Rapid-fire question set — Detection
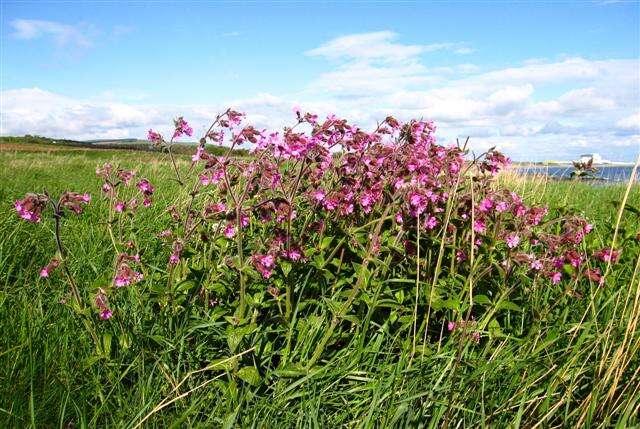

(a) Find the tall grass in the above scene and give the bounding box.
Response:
[1,149,639,428]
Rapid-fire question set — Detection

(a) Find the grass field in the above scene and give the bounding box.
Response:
[0,143,639,428]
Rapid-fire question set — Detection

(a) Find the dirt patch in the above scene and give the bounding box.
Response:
[0,143,91,153]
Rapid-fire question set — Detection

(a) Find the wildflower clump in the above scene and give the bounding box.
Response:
[14,108,623,370]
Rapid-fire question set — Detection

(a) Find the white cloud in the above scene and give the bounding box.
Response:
[1,31,638,161]
[305,31,471,63]
[10,19,94,48]
[616,113,640,132]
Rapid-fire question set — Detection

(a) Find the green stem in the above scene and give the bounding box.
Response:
[167,145,184,186]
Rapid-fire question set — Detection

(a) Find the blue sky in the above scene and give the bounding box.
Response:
[1,0,639,161]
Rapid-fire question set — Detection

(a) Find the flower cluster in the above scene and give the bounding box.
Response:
[14,107,624,332]
[97,163,156,213]
[154,108,616,299]
[448,318,481,343]
[14,191,90,222]
[172,116,193,139]
[114,253,143,287]
[14,193,48,223]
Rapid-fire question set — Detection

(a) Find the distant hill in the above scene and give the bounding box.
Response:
[84,138,142,143]
[0,135,249,156]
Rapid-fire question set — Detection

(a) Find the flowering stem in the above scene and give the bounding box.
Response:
[283,157,309,320]
[107,195,119,253]
[47,198,83,309]
[167,144,184,186]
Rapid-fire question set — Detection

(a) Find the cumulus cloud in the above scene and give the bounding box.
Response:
[1,30,638,161]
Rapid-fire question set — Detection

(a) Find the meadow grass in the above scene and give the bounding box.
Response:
[0,147,639,428]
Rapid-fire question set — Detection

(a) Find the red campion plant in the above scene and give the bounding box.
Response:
[15,108,621,365]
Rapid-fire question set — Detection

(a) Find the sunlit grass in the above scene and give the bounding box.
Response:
[1,148,638,427]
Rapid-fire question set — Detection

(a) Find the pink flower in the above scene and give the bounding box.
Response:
[199,173,212,186]
[447,321,457,331]
[147,129,163,144]
[224,223,236,238]
[312,189,326,203]
[506,234,520,249]
[253,254,275,278]
[239,214,250,228]
[478,198,493,212]
[206,203,227,215]
[565,250,582,267]
[553,257,564,269]
[284,248,302,261]
[136,179,155,196]
[514,205,527,217]
[473,220,486,233]
[102,183,113,193]
[94,288,112,320]
[550,272,562,285]
[117,169,135,185]
[114,264,143,287]
[172,117,193,139]
[192,145,205,162]
[143,198,152,207]
[594,248,621,263]
[323,198,338,211]
[395,212,404,224]
[339,203,354,216]
[115,202,125,213]
[424,216,438,230]
[40,259,60,278]
[158,229,172,238]
[409,193,424,208]
[128,198,139,211]
[511,192,523,205]
[58,191,91,215]
[15,195,47,223]
[495,201,509,212]
[358,190,377,211]
[528,207,547,226]
[584,268,603,285]
[530,259,543,270]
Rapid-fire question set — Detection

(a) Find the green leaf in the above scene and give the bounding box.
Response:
[320,236,334,250]
[227,330,244,353]
[175,279,197,293]
[473,294,492,305]
[488,319,503,337]
[237,366,261,386]
[497,300,522,312]
[440,298,461,311]
[280,260,292,277]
